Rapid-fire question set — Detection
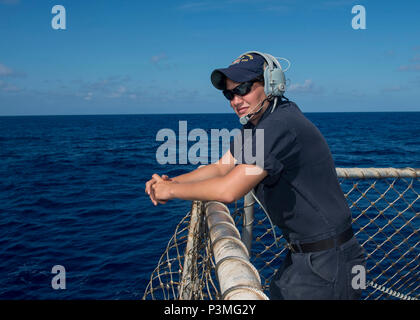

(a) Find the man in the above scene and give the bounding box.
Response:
[145,52,366,300]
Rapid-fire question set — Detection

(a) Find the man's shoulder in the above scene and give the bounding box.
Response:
[260,99,301,125]
[276,99,300,113]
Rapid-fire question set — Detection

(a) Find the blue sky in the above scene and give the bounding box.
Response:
[0,0,419,115]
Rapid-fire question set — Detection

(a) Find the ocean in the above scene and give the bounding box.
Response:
[0,111,419,299]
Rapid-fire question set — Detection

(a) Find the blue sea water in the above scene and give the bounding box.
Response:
[0,112,419,299]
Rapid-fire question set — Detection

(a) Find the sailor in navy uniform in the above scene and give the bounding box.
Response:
[146,52,366,299]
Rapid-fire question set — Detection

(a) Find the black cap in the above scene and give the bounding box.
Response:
[211,53,265,90]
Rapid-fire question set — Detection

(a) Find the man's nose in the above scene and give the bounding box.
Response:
[231,94,243,107]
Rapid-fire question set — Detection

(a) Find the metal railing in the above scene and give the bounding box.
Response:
[143,167,419,300]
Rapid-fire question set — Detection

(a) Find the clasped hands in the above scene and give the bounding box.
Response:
[145,174,178,206]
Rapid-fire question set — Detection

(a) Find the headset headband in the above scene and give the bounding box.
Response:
[239,51,282,71]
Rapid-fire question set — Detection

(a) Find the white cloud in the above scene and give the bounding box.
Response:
[411,54,420,62]
[108,85,127,98]
[0,80,20,92]
[150,53,178,70]
[0,62,26,77]
[0,63,13,76]
[84,92,93,101]
[381,85,408,93]
[398,64,420,72]
[74,76,146,101]
[288,79,323,94]
[151,53,167,65]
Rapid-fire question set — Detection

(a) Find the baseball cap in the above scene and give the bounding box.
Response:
[211,53,265,90]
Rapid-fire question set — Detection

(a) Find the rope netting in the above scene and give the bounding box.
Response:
[143,168,419,300]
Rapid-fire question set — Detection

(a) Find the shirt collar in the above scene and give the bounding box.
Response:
[243,99,276,130]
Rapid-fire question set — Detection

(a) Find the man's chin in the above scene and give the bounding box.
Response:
[237,109,249,117]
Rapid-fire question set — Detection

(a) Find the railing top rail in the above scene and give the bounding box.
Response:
[336,167,419,179]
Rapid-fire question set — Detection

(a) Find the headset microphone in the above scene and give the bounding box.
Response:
[239,96,272,125]
[239,114,252,126]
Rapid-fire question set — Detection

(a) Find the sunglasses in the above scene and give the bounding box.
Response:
[222,80,256,101]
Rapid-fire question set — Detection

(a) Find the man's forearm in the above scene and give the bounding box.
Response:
[171,164,224,184]
[160,164,265,204]
[170,176,230,203]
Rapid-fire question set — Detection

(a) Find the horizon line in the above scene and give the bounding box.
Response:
[1,110,420,117]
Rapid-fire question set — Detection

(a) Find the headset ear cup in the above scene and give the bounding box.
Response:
[270,68,286,96]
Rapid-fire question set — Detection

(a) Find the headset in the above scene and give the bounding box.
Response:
[240,51,287,98]
[237,51,290,125]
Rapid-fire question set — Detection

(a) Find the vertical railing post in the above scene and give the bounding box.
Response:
[242,191,255,255]
[178,200,203,300]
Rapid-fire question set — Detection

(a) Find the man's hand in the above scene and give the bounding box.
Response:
[145,174,176,205]
[145,173,170,194]
[151,179,175,205]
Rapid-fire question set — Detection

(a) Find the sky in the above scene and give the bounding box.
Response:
[0,0,419,115]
